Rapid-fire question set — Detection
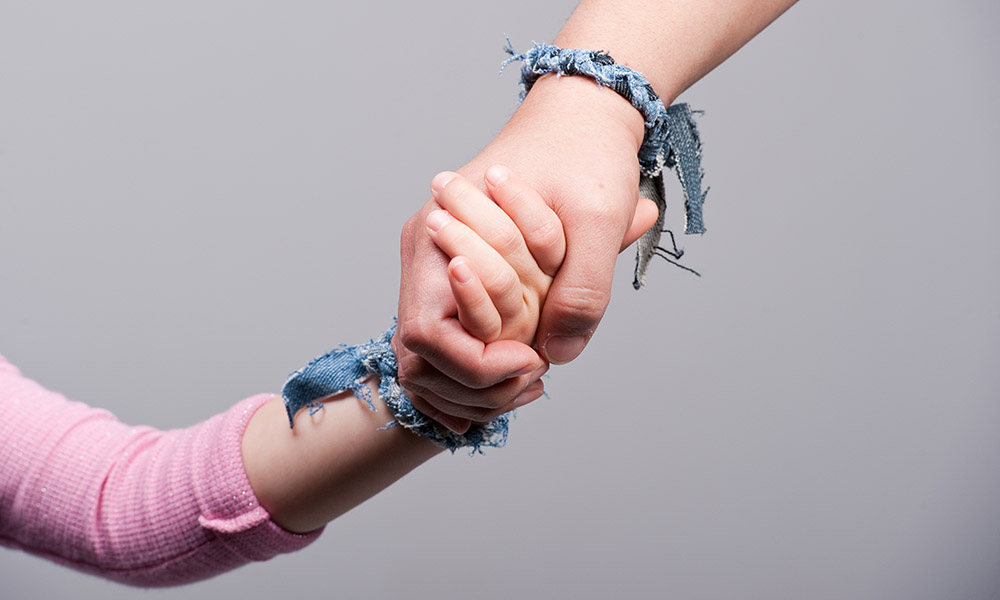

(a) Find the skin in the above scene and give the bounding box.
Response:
[393,0,799,426]
[242,169,561,532]
[242,0,799,534]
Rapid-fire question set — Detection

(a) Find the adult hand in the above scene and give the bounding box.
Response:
[394,74,659,430]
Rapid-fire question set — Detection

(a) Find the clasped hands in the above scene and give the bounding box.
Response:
[393,76,661,434]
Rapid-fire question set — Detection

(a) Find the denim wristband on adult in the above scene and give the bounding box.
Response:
[281,323,510,454]
[502,41,709,286]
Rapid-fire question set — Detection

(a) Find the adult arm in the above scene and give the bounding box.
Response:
[395,0,798,422]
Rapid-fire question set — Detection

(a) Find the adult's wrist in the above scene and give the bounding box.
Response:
[514,73,645,156]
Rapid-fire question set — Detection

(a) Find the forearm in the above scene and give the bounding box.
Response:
[392,1,800,425]
[555,0,798,105]
[0,358,319,587]
[241,376,442,534]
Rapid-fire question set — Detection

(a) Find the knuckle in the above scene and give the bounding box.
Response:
[545,284,609,330]
[396,313,437,357]
[449,179,481,207]
[481,266,520,299]
[395,353,431,391]
[526,219,563,253]
[493,225,524,258]
[502,185,535,213]
[577,198,620,222]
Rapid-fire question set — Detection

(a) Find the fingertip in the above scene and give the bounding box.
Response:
[449,257,474,285]
[540,333,589,365]
[484,164,510,187]
[637,196,658,222]
[512,362,539,377]
[620,197,660,251]
[437,414,472,435]
[430,171,458,195]
[426,209,452,233]
[512,380,545,409]
[479,339,547,379]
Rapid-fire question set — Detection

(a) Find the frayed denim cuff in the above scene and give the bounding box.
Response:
[502,41,708,286]
[281,324,509,454]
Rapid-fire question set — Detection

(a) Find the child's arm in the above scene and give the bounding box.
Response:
[241,168,563,533]
[241,377,441,533]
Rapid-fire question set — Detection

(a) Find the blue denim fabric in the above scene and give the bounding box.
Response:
[663,103,707,235]
[633,104,707,285]
[503,42,708,286]
[282,324,510,454]
[282,44,710,454]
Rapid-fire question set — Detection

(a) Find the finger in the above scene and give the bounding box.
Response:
[407,393,472,435]
[536,200,633,365]
[484,164,566,277]
[396,313,545,390]
[430,171,540,281]
[397,202,457,327]
[620,197,660,252]
[395,198,545,422]
[405,374,546,423]
[425,208,524,323]
[448,256,502,343]
[509,378,546,411]
[399,346,548,418]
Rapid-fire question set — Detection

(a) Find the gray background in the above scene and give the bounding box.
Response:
[1,1,998,598]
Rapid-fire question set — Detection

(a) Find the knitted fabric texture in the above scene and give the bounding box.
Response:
[282,324,509,454]
[0,355,320,587]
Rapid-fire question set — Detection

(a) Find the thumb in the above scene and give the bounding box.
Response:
[620,197,659,252]
[535,210,626,365]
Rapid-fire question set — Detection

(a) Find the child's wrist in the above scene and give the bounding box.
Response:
[281,323,514,454]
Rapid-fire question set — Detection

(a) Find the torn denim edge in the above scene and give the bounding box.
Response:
[501,41,708,287]
[281,323,510,455]
[635,173,667,290]
[665,104,708,236]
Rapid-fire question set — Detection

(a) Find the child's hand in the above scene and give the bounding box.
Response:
[424,165,565,346]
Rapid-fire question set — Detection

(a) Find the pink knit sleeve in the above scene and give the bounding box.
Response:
[0,354,322,587]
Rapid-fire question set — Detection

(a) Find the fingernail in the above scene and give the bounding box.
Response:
[484,165,509,187]
[512,362,540,377]
[430,171,458,196]
[527,365,548,381]
[450,259,474,285]
[513,384,544,408]
[542,335,587,365]
[437,414,471,435]
[426,209,451,233]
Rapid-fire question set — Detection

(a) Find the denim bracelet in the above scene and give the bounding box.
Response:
[502,41,709,286]
[281,323,510,454]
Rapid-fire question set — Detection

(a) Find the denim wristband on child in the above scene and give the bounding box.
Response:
[502,41,709,286]
[281,323,510,454]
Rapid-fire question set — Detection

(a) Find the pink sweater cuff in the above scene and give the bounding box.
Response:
[0,355,322,587]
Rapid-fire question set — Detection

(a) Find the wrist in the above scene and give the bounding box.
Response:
[516,73,645,155]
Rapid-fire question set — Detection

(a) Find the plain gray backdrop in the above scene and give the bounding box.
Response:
[2,1,998,598]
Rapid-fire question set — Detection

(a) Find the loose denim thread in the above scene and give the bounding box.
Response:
[501,41,709,287]
[282,324,510,454]
[281,43,711,454]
